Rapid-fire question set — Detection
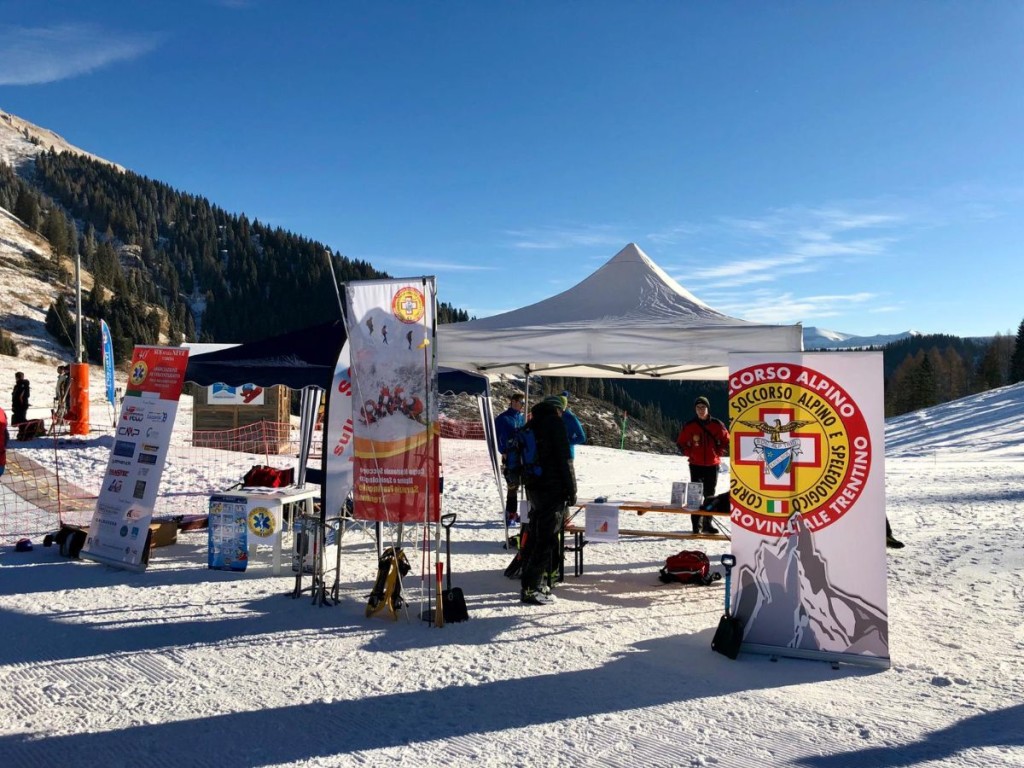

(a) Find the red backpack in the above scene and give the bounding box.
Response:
[242,465,295,488]
[658,550,720,586]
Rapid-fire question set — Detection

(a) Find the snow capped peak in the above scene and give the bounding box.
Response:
[0,107,122,172]
[803,326,918,349]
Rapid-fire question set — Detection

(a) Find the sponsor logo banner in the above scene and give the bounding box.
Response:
[82,346,189,571]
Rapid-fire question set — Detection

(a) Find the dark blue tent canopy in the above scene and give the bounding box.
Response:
[185,320,488,394]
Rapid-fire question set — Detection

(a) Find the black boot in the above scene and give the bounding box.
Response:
[885,518,905,549]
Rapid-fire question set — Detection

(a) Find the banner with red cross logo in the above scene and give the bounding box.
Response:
[727,352,889,667]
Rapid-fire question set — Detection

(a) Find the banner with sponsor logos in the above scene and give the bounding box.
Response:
[345,278,439,523]
[728,352,888,667]
[81,346,189,572]
[324,342,355,521]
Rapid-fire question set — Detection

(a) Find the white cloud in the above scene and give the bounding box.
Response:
[711,289,880,324]
[0,24,158,86]
[503,225,627,251]
[658,203,907,293]
[385,259,498,273]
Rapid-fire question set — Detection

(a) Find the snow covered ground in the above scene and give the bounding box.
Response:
[1,353,1023,767]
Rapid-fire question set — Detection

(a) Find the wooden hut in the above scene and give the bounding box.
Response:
[191,383,292,454]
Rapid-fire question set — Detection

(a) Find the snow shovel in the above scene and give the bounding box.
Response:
[711,554,743,659]
[440,513,469,623]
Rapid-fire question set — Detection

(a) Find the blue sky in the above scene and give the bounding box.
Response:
[1,1,1022,337]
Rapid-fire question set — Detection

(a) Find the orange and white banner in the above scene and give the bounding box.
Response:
[345,278,439,523]
[81,346,189,572]
[727,352,888,667]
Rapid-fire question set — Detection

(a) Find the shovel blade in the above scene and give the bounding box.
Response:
[442,587,469,623]
[711,614,743,660]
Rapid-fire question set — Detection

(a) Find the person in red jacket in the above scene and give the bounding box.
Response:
[676,396,730,534]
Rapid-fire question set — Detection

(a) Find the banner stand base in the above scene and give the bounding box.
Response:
[740,642,891,670]
[80,551,149,573]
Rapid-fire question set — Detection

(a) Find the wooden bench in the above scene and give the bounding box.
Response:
[560,505,731,578]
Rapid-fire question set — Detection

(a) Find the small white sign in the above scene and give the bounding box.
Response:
[671,482,705,510]
[585,503,620,543]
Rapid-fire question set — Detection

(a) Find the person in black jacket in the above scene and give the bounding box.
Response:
[11,372,29,425]
[520,396,577,605]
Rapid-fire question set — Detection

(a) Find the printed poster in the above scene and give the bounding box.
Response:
[728,352,888,666]
[584,503,620,543]
[345,278,439,523]
[208,382,265,405]
[80,346,189,572]
[207,494,284,571]
[208,494,249,571]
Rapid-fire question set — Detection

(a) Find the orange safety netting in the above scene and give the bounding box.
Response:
[438,416,485,440]
[0,420,321,545]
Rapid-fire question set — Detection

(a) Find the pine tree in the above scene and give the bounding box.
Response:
[45,297,75,350]
[1010,319,1024,385]
[14,187,40,230]
[976,339,1004,391]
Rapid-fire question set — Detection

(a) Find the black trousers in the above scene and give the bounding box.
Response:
[520,496,565,592]
[505,484,519,518]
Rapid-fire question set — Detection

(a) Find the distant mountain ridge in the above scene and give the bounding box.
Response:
[803,326,920,350]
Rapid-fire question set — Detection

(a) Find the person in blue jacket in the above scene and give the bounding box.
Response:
[558,391,586,461]
[495,392,526,523]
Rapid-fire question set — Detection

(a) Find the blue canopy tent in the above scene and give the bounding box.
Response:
[184,318,495,500]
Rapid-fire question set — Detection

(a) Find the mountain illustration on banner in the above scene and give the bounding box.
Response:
[597,521,609,533]
[733,514,888,656]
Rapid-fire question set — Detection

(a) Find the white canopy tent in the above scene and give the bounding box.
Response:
[437,243,803,380]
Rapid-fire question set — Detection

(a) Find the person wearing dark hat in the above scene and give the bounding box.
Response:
[676,395,730,534]
[519,395,576,605]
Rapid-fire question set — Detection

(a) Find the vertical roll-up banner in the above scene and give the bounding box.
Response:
[81,346,189,572]
[324,342,354,520]
[728,352,888,667]
[100,319,116,407]
[345,278,439,523]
